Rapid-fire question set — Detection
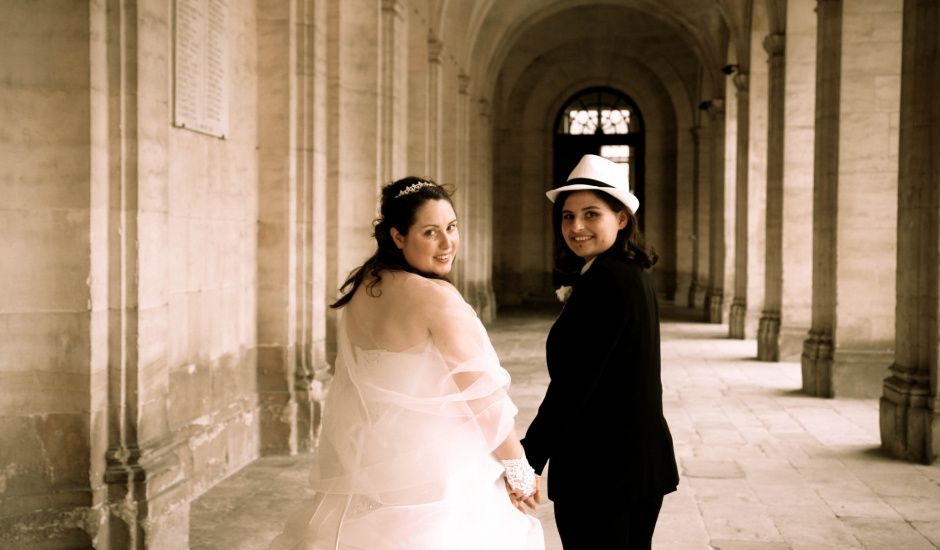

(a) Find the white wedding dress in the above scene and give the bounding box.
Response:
[270,273,544,550]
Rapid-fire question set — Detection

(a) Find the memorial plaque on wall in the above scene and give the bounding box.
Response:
[173,0,230,138]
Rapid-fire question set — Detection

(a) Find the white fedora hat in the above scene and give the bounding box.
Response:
[546,154,640,214]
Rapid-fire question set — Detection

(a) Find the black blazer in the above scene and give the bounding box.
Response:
[521,249,679,502]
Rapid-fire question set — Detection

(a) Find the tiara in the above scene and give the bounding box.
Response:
[395,180,436,198]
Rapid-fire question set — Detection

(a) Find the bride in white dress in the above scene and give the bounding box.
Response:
[270,177,545,550]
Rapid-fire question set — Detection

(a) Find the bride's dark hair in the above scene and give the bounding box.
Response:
[331,176,455,309]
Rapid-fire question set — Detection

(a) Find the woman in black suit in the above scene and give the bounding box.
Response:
[519,154,679,549]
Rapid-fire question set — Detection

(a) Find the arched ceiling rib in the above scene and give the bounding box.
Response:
[493,8,699,123]
[454,0,732,101]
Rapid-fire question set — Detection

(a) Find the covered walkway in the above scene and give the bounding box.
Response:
[190,308,940,549]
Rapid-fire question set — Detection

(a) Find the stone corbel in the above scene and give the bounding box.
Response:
[382,0,404,18]
[428,35,443,64]
[478,98,490,119]
[707,98,725,120]
[763,33,786,57]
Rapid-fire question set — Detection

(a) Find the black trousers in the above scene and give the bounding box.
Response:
[553,494,664,550]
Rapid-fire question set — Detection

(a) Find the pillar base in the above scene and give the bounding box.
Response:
[105,442,191,550]
[705,288,723,324]
[258,344,300,455]
[103,393,259,549]
[881,364,934,463]
[728,298,746,339]
[687,280,700,308]
[757,311,781,361]
[801,330,833,396]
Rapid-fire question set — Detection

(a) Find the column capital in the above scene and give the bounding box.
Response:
[382,0,404,17]
[478,98,491,119]
[707,97,725,119]
[428,35,443,64]
[763,33,786,56]
[459,73,471,95]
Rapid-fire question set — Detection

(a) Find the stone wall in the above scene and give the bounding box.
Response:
[0,1,262,547]
[0,2,96,547]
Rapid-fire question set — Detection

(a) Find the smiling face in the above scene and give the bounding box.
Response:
[391,199,459,276]
[560,190,628,262]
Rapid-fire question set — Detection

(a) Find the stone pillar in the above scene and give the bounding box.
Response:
[468,96,495,321]
[881,0,939,463]
[426,36,443,181]
[294,0,330,454]
[477,99,497,322]
[729,72,750,339]
[258,0,326,456]
[406,18,430,175]
[706,99,728,324]
[780,0,817,361]
[687,124,702,308]
[758,33,786,361]
[325,0,383,359]
[804,0,901,397]
[695,121,712,312]
[721,76,739,325]
[745,16,770,342]
[99,2,193,547]
[802,0,841,395]
[379,0,407,182]
[454,73,472,298]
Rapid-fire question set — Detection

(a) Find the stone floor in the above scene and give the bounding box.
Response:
[190,306,940,549]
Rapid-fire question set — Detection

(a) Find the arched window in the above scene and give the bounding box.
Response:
[554,86,644,215]
[558,88,637,136]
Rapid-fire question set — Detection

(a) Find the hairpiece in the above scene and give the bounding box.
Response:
[395,180,436,199]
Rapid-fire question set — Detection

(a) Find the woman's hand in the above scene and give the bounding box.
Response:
[504,475,541,514]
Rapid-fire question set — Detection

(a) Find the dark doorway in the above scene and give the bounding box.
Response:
[552,87,645,285]
[553,87,645,213]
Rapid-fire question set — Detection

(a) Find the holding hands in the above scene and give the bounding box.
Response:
[501,455,541,514]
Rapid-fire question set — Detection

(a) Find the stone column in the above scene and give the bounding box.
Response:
[454,73,472,300]
[406,19,430,175]
[258,0,318,456]
[779,0,817,360]
[325,0,383,359]
[295,0,330,454]
[687,124,702,308]
[379,0,407,182]
[802,0,841,395]
[803,0,901,397]
[745,19,770,342]
[758,33,786,361]
[467,95,494,321]
[99,2,190,547]
[478,98,497,322]
[881,0,939,463]
[706,99,727,323]
[426,36,443,181]
[695,121,712,312]
[729,72,750,339]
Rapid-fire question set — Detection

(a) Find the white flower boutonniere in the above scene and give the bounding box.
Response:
[555,285,573,303]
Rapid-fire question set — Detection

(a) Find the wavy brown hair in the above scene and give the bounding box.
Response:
[331,177,454,309]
